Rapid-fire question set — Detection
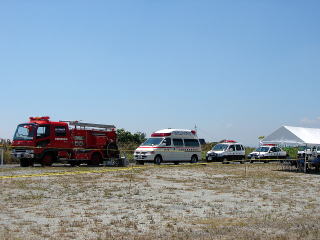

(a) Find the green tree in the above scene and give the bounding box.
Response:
[116,129,146,145]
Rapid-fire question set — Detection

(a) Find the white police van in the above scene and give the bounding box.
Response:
[134,129,201,165]
[247,144,288,162]
[206,140,246,163]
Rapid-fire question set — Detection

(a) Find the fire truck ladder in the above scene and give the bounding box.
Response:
[61,121,115,130]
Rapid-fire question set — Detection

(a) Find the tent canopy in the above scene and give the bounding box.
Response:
[262,126,320,146]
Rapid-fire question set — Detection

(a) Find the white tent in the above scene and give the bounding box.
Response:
[262,126,320,146]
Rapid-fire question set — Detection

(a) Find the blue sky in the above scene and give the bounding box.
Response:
[1,0,320,146]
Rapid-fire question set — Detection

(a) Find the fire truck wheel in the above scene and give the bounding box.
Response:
[69,161,81,167]
[106,143,120,159]
[89,153,102,166]
[154,155,162,165]
[20,159,30,167]
[41,153,54,166]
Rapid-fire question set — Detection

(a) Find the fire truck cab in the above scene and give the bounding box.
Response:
[12,116,122,167]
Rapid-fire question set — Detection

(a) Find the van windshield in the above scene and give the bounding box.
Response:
[212,144,228,151]
[141,137,163,146]
[298,146,311,151]
[255,147,269,152]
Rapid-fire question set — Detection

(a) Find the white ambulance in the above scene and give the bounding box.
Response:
[134,129,202,165]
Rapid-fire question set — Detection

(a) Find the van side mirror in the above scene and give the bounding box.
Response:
[229,148,234,152]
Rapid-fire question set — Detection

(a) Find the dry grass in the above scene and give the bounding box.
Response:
[0,163,319,239]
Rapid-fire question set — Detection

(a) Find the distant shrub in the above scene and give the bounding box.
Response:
[283,147,298,158]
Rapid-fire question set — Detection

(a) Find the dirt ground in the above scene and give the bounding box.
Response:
[0,163,319,240]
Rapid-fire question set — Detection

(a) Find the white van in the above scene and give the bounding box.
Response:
[247,145,288,162]
[206,140,246,163]
[134,129,201,165]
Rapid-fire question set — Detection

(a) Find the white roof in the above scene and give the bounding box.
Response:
[262,126,320,146]
[155,129,193,133]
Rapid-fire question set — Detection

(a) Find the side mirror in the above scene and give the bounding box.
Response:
[229,148,234,152]
[269,150,273,153]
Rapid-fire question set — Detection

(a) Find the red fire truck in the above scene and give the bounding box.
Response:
[11,116,123,167]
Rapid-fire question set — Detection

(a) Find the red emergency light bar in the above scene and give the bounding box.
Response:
[263,144,276,146]
[151,133,171,137]
[191,130,196,135]
[223,140,237,143]
[29,116,50,121]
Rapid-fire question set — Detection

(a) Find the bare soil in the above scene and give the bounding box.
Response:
[0,163,319,240]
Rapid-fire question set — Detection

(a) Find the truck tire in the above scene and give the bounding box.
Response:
[105,143,120,159]
[20,158,30,167]
[69,161,81,167]
[41,153,54,166]
[89,153,102,166]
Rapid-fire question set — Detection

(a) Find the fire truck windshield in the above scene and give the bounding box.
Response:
[13,124,36,141]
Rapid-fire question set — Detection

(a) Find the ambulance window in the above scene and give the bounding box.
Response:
[37,125,50,138]
[184,139,200,147]
[55,126,67,137]
[173,138,183,146]
[236,145,242,151]
[164,138,171,146]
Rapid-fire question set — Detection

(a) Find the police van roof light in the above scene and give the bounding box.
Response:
[151,133,171,137]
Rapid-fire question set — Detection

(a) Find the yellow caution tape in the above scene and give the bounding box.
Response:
[0,160,298,180]
[0,162,214,180]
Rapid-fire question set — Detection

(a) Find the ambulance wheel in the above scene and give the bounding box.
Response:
[190,155,198,163]
[20,158,30,167]
[154,155,162,165]
[41,153,54,166]
[89,153,102,166]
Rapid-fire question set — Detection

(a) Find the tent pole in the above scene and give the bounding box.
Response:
[304,144,307,173]
[0,147,3,166]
